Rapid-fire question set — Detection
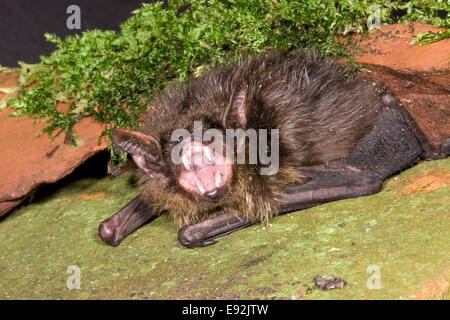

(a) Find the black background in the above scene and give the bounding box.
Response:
[1,1,446,68]
[0,0,161,67]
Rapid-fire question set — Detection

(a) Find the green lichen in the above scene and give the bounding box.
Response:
[0,158,448,299]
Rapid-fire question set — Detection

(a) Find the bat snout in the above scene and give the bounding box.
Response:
[205,189,218,200]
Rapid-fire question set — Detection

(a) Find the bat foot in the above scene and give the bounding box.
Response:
[441,138,450,156]
[178,225,218,248]
[98,220,123,247]
[423,138,450,160]
[382,93,398,106]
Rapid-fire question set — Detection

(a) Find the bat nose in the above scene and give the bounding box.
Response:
[205,189,218,200]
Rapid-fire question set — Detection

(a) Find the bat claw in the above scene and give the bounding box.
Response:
[178,225,218,248]
[441,138,450,155]
[181,239,218,248]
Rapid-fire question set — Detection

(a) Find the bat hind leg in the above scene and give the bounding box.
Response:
[280,94,429,213]
[341,94,427,180]
[422,138,450,160]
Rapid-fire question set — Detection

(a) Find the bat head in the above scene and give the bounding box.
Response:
[111,85,248,203]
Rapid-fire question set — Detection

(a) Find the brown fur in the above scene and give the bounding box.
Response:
[136,50,387,226]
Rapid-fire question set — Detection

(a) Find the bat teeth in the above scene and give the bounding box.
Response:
[203,147,213,163]
[195,176,206,194]
[182,154,191,171]
[215,170,222,188]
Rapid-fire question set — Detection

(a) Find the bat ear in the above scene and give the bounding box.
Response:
[111,128,165,177]
[222,84,248,129]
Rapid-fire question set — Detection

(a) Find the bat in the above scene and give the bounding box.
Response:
[98,50,450,248]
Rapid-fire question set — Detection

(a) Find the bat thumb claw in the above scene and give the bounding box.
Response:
[182,239,218,249]
[178,226,218,248]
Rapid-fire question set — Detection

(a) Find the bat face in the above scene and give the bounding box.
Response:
[111,85,248,205]
[111,128,234,204]
[172,84,248,202]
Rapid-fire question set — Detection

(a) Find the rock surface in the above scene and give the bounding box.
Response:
[351,22,449,72]
[347,22,450,147]
[0,72,107,216]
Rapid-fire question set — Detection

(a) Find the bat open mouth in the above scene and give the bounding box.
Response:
[177,140,233,201]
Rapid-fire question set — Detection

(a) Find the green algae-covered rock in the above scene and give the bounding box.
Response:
[0,158,449,299]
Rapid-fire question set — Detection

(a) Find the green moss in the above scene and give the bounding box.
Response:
[1,158,448,299]
[414,28,450,45]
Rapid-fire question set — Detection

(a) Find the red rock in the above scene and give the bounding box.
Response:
[362,65,449,148]
[0,198,25,217]
[0,72,107,216]
[349,22,449,72]
[342,22,449,148]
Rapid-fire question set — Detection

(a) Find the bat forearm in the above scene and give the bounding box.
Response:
[98,195,158,246]
[278,164,382,214]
